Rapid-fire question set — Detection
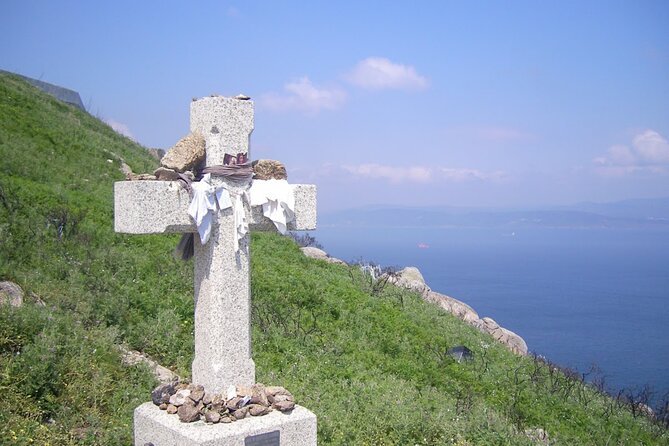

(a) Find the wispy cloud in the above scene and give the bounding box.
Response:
[343,164,432,183]
[105,119,134,140]
[341,163,506,184]
[594,129,669,176]
[345,57,429,91]
[259,77,347,114]
[439,168,508,182]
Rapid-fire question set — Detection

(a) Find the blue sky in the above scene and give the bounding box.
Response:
[2,1,668,211]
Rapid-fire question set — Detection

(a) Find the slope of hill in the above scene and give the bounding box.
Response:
[1,72,666,445]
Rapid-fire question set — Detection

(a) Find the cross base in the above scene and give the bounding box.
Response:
[134,402,317,446]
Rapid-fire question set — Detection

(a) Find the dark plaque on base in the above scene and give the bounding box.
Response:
[245,430,280,446]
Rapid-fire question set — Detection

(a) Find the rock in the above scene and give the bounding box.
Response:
[300,247,346,265]
[252,159,287,180]
[269,394,294,404]
[273,400,296,412]
[248,404,271,416]
[151,382,176,405]
[0,281,24,307]
[126,173,156,181]
[205,411,221,423]
[202,392,213,406]
[147,148,166,161]
[196,400,206,414]
[250,383,269,407]
[473,317,528,356]
[524,427,550,445]
[232,407,249,420]
[189,384,205,403]
[120,162,133,176]
[236,385,253,397]
[166,404,178,414]
[119,347,179,383]
[264,386,290,397]
[425,291,479,324]
[226,396,243,411]
[153,167,181,181]
[159,403,167,410]
[161,133,206,173]
[300,247,328,260]
[391,267,430,297]
[177,400,200,423]
[220,415,232,423]
[28,292,46,307]
[169,389,191,407]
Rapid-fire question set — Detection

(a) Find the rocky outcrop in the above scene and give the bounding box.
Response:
[160,133,206,173]
[387,266,528,356]
[472,317,528,356]
[118,346,179,383]
[0,281,23,307]
[300,247,346,265]
[147,148,166,162]
[425,291,479,324]
[390,267,431,297]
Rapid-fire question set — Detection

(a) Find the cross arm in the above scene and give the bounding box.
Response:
[113,181,317,234]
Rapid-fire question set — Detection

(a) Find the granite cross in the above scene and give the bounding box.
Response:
[114,96,317,395]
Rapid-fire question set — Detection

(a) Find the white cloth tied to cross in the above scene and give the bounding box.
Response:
[188,175,295,252]
[249,179,295,234]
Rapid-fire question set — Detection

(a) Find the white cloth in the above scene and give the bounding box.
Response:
[188,174,248,251]
[249,179,295,234]
[188,177,294,251]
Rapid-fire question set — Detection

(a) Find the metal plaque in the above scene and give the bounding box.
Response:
[245,430,280,446]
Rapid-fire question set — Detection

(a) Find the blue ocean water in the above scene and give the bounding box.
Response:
[313,225,669,402]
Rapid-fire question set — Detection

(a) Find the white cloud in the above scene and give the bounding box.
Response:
[633,130,669,164]
[343,164,432,183]
[439,168,507,182]
[341,164,506,184]
[594,129,669,175]
[259,77,347,113]
[345,57,429,90]
[105,119,134,140]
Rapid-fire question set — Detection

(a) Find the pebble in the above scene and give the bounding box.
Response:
[169,389,191,407]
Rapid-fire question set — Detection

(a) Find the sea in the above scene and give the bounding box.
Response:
[313,225,669,405]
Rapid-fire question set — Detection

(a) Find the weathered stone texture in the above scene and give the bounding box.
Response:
[161,133,206,172]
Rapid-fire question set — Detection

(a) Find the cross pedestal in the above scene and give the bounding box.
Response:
[114,96,317,445]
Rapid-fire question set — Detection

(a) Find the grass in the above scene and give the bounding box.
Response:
[0,71,667,445]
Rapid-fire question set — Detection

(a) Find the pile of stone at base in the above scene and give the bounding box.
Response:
[151,381,296,424]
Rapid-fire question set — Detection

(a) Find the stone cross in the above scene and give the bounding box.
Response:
[114,96,317,395]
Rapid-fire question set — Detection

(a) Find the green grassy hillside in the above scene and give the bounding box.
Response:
[0,72,666,445]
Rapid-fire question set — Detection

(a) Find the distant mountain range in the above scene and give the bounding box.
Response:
[321,197,669,229]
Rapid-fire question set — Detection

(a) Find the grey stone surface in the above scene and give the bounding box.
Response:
[0,281,24,307]
[473,317,528,356]
[134,402,317,446]
[190,97,255,394]
[115,181,316,234]
[119,345,179,383]
[424,291,479,324]
[300,247,346,265]
[115,96,317,443]
[190,96,254,167]
[391,266,430,297]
